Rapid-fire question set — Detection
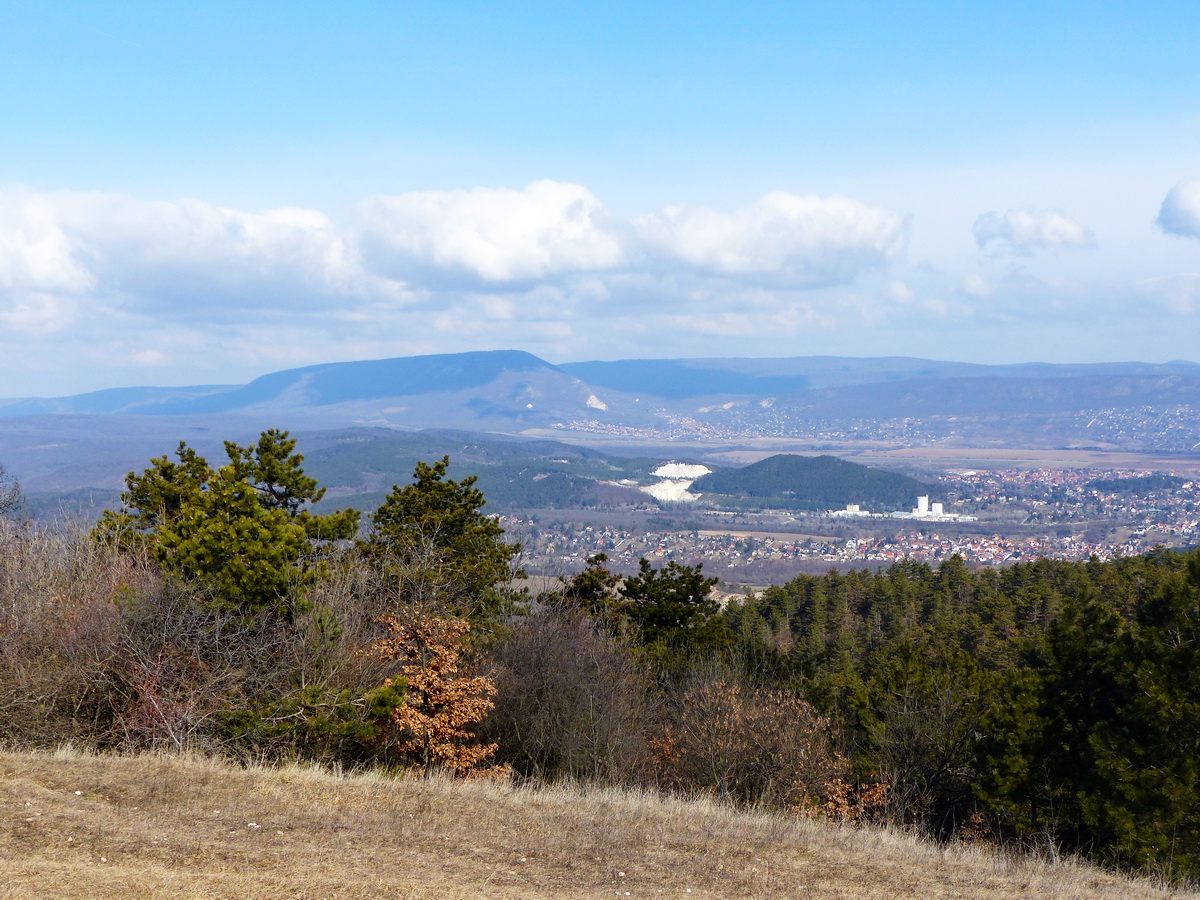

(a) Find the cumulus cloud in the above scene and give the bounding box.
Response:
[1156,180,1200,238]
[0,187,405,331]
[634,192,907,286]
[52,193,388,307]
[0,181,920,393]
[0,183,907,330]
[0,190,95,296]
[358,180,624,283]
[973,207,1094,253]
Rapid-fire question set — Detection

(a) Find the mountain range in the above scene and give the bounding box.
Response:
[2,349,1199,500]
[4,349,1199,427]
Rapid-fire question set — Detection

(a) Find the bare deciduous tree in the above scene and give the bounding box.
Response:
[0,464,21,517]
[482,600,654,783]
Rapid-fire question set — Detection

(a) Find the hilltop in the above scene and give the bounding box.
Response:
[2,348,1199,515]
[693,453,935,511]
[3,350,1199,446]
[0,749,1185,900]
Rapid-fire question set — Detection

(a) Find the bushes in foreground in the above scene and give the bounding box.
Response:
[6,431,1200,882]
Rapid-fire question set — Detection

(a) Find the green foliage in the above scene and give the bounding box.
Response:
[224,429,361,543]
[1086,473,1186,493]
[227,680,407,766]
[693,454,936,511]
[366,456,522,621]
[621,558,730,659]
[724,547,1200,878]
[1097,555,1200,876]
[94,430,360,615]
[155,465,311,615]
[561,553,625,630]
[95,441,211,550]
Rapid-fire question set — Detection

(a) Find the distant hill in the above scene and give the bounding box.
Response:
[559,356,1200,398]
[3,350,1200,508]
[295,428,658,513]
[772,372,1200,419]
[0,350,563,417]
[694,454,935,511]
[6,351,1199,428]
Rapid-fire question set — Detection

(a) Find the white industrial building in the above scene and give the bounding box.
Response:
[830,495,977,522]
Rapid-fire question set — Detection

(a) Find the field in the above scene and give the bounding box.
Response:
[2,748,1193,900]
[697,445,1200,474]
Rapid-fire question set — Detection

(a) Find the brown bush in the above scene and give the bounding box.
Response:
[481,599,654,783]
[0,521,398,760]
[372,613,500,773]
[0,520,131,747]
[653,665,847,811]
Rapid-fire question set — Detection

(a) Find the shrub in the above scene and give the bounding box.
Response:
[372,614,500,774]
[652,665,846,811]
[482,600,653,783]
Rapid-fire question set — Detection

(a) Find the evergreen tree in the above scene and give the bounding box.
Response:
[1088,552,1200,877]
[621,558,730,659]
[223,429,359,542]
[366,456,522,622]
[154,464,310,615]
[561,553,625,632]
[94,431,359,615]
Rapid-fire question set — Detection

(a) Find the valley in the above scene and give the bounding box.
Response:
[3,350,1198,585]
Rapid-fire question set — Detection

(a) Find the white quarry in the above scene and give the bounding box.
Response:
[640,462,712,503]
[651,463,711,479]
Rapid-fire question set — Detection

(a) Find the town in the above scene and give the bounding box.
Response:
[553,403,1200,452]
[505,464,1200,584]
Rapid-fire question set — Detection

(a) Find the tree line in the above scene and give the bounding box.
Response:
[1,432,1199,881]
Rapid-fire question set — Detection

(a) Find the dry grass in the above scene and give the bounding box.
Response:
[1,747,1193,900]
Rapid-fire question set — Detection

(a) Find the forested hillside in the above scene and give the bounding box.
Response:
[693,453,935,510]
[2,432,1199,883]
[724,550,1200,879]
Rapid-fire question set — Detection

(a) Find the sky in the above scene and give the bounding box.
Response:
[2,1,1200,397]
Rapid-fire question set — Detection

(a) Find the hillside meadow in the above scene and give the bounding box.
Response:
[2,747,1192,900]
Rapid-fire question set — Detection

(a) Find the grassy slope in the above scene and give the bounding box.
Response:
[1,750,1192,900]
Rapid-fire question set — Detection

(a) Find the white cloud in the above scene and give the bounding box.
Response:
[659,305,824,338]
[973,207,1095,253]
[888,281,914,303]
[1141,273,1200,314]
[0,181,924,394]
[0,191,94,296]
[0,292,78,334]
[634,192,907,286]
[1156,180,1200,238]
[359,180,624,283]
[54,193,388,307]
[0,188,407,332]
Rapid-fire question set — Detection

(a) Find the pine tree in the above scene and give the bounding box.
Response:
[621,558,726,655]
[94,431,359,615]
[1087,551,1200,877]
[366,456,522,622]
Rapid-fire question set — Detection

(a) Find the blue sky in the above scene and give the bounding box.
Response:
[2,1,1199,396]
